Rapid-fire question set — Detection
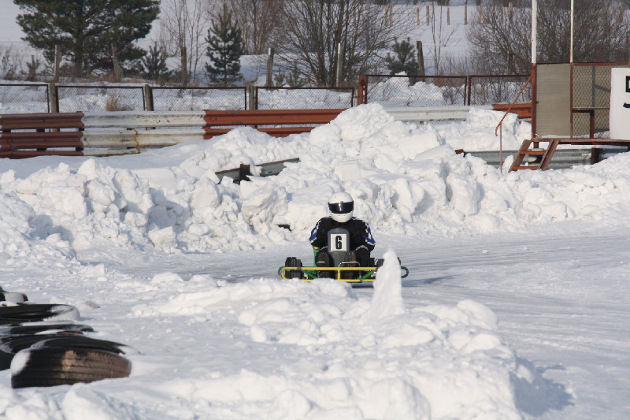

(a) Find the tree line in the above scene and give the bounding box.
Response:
[7,0,630,87]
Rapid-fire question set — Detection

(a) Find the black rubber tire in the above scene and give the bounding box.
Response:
[31,336,137,355]
[1,332,87,353]
[0,323,93,336]
[0,333,92,371]
[11,347,132,388]
[0,349,13,371]
[284,257,303,279]
[0,304,79,322]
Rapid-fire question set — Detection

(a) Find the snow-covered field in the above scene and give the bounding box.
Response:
[0,104,629,419]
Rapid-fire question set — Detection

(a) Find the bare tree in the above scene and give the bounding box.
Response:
[158,0,212,84]
[275,0,414,87]
[426,2,459,75]
[467,0,630,74]
[466,1,531,74]
[228,0,284,55]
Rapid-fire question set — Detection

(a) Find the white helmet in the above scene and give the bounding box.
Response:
[328,192,354,223]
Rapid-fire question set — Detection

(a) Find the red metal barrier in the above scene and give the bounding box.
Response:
[0,112,85,158]
[0,109,346,158]
[203,109,345,139]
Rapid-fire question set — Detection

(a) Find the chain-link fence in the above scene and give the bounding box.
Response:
[361,75,466,107]
[468,75,531,105]
[56,85,145,113]
[152,87,247,111]
[255,87,355,110]
[0,77,530,114]
[360,74,531,107]
[0,83,49,113]
[572,63,630,137]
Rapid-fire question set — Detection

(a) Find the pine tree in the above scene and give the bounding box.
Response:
[14,0,159,77]
[385,38,420,76]
[142,43,173,83]
[205,3,245,86]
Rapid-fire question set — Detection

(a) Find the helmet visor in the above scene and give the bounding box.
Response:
[328,201,354,214]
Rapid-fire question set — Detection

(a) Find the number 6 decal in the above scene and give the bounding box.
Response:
[331,234,348,251]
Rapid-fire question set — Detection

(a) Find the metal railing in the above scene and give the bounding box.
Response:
[357,74,531,107]
[0,75,530,115]
[254,87,355,110]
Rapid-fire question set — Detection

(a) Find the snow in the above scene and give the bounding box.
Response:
[0,103,629,419]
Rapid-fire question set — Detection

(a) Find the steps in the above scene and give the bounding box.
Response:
[509,139,560,171]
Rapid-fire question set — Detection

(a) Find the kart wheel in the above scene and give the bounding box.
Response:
[11,347,132,388]
[284,257,303,279]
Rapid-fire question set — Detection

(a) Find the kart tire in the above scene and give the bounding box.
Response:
[284,257,303,280]
[0,304,79,323]
[11,347,132,388]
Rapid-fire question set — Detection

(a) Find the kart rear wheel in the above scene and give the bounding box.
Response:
[284,257,303,279]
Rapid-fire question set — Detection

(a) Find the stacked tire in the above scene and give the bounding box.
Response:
[0,289,135,388]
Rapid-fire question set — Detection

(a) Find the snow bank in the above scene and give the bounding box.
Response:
[3,103,630,260]
[122,274,528,420]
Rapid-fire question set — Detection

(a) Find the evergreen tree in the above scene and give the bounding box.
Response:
[142,43,174,83]
[14,0,159,77]
[385,38,420,76]
[205,3,245,86]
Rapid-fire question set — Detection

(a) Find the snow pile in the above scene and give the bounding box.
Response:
[121,264,531,420]
[3,103,630,259]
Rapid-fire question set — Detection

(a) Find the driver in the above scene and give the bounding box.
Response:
[309,192,375,272]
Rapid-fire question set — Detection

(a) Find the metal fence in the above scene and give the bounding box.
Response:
[56,85,145,113]
[254,87,355,110]
[152,86,247,111]
[0,83,49,113]
[0,76,529,114]
[571,63,630,137]
[358,74,531,107]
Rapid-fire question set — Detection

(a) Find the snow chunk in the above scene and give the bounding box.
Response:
[369,249,404,323]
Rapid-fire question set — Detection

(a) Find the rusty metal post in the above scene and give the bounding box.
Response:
[143,84,154,111]
[48,83,59,113]
[466,76,472,105]
[248,85,256,110]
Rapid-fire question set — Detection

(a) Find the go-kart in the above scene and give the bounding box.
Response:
[278,228,409,283]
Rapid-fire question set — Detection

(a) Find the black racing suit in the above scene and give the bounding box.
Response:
[309,217,375,266]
